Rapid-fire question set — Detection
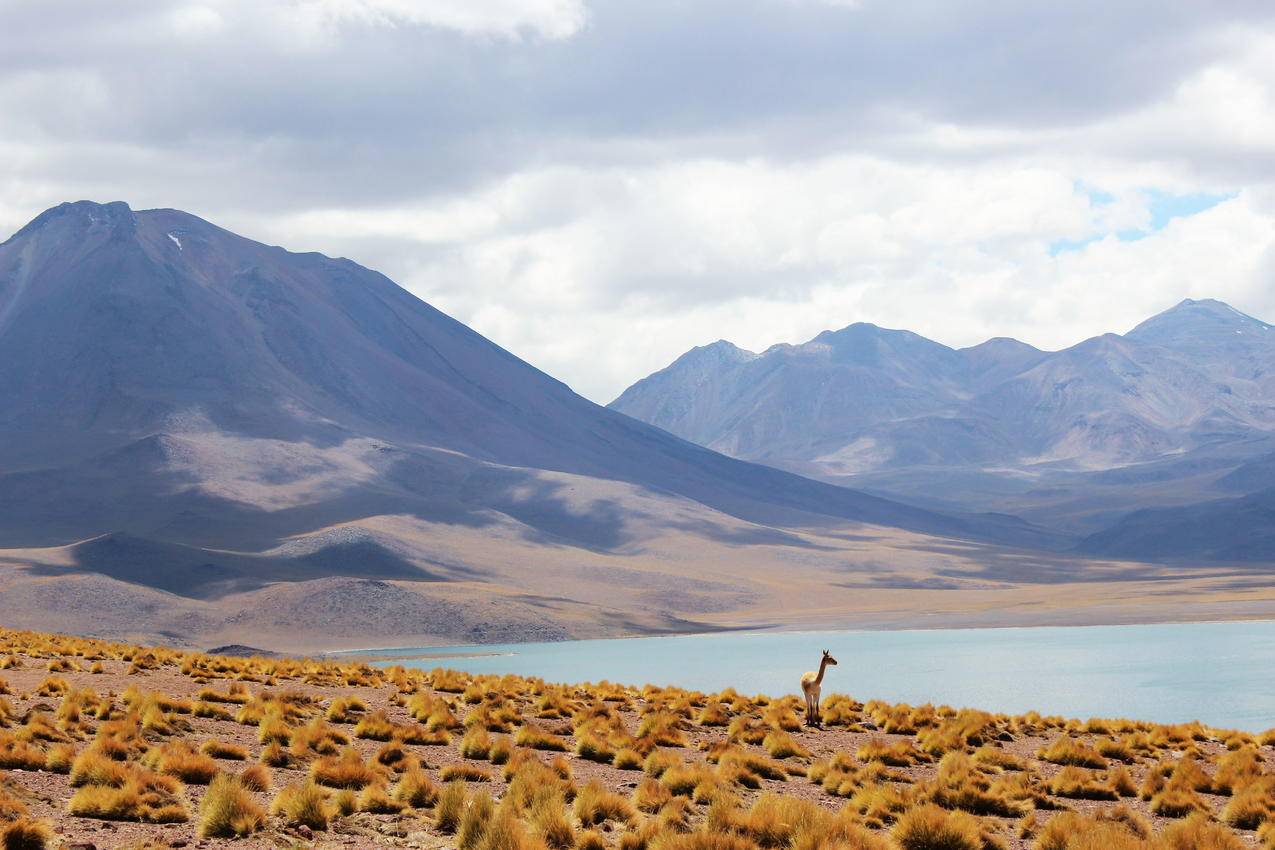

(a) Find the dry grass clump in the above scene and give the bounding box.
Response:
[1037,737,1107,768]
[892,803,983,850]
[1159,814,1246,850]
[271,780,330,830]
[638,711,688,747]
[394,766,440,808]
[67,774,189,823]
[0,734,46,771]
[924,752,1028,817]
[239,763,271,793]
[310,746,384,789]
[917,710,999,756]
[1222,775,1275,829]
[198,772,264,837]
[761,730,809,759]
[859,737,927,766]
[441,763,495,783]
[1213,747,1264,795]
[289,717,350,759]
[144,740,219,784]
[516,722,569,751]
[1032,811,1147,850]
[575,779,636,826]
[0,817,52,850]
[200,739,248,760]
[359,783,408,814]
[1047,766,1119,800]
[327,695,367,723]
[435,780,469,833]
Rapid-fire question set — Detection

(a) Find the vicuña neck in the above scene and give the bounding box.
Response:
[814,657,828,685]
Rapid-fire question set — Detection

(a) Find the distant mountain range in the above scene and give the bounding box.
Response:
[3,201,1272,650]
[611,299,1275,558]
[0,200,1074,650]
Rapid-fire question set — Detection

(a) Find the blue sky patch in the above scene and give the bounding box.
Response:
[1050,188,1236,256]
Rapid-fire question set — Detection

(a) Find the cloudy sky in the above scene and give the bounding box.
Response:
[3,1,1275,402]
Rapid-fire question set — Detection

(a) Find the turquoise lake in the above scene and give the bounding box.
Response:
[358,620,1275,732]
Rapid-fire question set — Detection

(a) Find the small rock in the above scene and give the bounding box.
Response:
[64,843,96,850]
[298,825,314,840]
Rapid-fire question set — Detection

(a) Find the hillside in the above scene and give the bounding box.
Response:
[0,629,1271,850]
[610,300,1275,551]
[0,200,1111,649]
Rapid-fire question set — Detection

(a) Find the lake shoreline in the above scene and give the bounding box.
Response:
[331,619,1275,731]
[320,607,1275,660]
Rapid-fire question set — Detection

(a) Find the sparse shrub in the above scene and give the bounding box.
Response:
[645,748,681,778]
[271,780,330,830]
[892,805,983,850]
[327,695,367,723]
[462,726,494,759]
[1223,775,1275,829]
[516,723,568,751]
[614,747,644,770]
[311,747,382,789]
[394,766,439,808]
[359,783,407,814]
[762,730,809,759]
[240,763,271,793]
[436,780,468,833]
[201,740,248,760]
[1037,737,1107,768]
[458,791,495,850]
[198,772,264,838]
[1048,766,1118,800]
[43,743,75,774]
[0,817,52,850]
[146,741,219,784]
[575,779,636,826]
[441,763,494,783]
[1159,814,1245,850]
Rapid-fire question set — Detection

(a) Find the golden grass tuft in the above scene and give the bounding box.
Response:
[271,780,330,830]
[0,817,52,850]
[1037,736,1107,769]
[1222,775,1275,829]
[435,780,468,833]
[442,763,494,783]
[575,779,637,826]
[198,772,265,838]
[67,780,189,823]
[516,722,569,751]
[145,741,219,784]
[1159,814,1246,850]
[359,783,408,814]
[201,739,248,760]
[310,746,383,789]
[761,730,809,759]
[239,763,271,793]
[394,766,440,808]
[892,804,984,850]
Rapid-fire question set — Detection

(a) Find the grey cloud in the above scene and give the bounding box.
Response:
[4,0,1274,207]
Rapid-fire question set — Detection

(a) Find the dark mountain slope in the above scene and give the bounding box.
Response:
[0,201,1056,571]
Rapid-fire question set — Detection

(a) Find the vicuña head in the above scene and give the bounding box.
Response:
[822,649,838,666]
